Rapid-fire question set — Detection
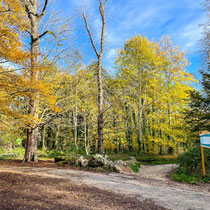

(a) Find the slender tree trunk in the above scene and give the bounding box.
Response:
[74,99,78,151]
[137,107,142,154]
[97,58,104,154]
[54,126,59,150]
[137,81,142,154]
[125,103,132,153]
[83,0,108,154]
[84,115,89,155]
[42,125,46,150]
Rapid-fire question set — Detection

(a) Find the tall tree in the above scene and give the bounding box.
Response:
[186,0,210,132]
[82,0,108,154]
[21,0,49,162]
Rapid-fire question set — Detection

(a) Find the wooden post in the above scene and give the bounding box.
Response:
[201,146,206,177]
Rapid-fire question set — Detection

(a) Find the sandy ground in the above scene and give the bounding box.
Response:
[0,163,209,210]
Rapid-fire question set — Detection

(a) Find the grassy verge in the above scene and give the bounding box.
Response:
[171,145,210,184]
[109,153,178,165]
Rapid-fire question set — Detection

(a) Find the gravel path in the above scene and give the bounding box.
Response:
[0,164,209,210]
[137,164,178,181]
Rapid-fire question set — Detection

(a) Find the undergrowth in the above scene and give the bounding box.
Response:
[171,145,210,184]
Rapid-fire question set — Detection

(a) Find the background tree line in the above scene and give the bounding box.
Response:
[0,0,209,161]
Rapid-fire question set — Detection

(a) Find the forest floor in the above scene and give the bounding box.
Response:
[0,160,209,210]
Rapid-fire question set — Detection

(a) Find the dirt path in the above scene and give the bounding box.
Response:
[0,164,209,210]
[137,164,178,181]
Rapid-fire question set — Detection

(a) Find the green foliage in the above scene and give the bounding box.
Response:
[0,147,25,160]
[171,174,198,184]
[171,145,210,183]
[129,163,141,173]
[15,137,22,146]
[41,150,65,158]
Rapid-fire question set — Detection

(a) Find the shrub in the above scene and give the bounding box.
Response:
[171,145,210,183]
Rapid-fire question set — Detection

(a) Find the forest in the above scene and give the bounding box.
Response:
[0,0,209,163]
[0,1,210,209]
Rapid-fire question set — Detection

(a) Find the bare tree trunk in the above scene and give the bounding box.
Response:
[74,98,78,151]
[137,78,142,154]
[125,103,132,153]
[97,56,104,154]
[84,115,89,155]
[22,0,49,162]
[83,0,108,154]
[42,125,46,150]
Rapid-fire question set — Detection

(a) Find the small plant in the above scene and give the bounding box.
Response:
[129,163,141,173]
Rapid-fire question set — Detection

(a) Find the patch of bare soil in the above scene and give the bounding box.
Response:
[0,172,166,210]
[137,164,178,181]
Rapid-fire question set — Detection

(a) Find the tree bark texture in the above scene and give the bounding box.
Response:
[22,0,48,162]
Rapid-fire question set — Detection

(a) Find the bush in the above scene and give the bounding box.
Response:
[171,145,210,183]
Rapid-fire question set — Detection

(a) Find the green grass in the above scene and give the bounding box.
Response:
[129,163,141,173]
[138,159,178,165]
[135,154,177,163]
[171,173,210,184]
[109,153,131,161]
[109,153,177,165]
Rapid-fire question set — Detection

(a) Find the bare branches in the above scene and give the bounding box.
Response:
[99,0,107,58]
[104,0,108,8]
[39,30,48,39]
[99,0,108,8]
[21,0,36,18]
[29,0,34,5]
[82,12,99,58]
[21,0,48,19]
[39,0,48,19]
[82,0,108,59]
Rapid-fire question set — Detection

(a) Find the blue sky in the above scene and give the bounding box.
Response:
[54,0,206,83]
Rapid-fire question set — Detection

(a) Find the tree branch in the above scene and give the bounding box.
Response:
[29,0,34,5]
[0,9,11,13]
[39,0,48,19]
[82,12,99,58]
[99,0,108,9]
[104,0,108,8]
[39,30,48,39]
[99,0,107,58]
